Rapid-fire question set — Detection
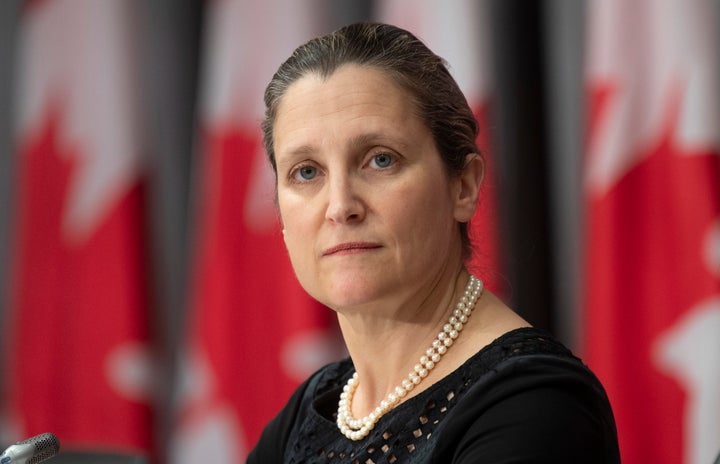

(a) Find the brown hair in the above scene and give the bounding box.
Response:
[262,22,482,258]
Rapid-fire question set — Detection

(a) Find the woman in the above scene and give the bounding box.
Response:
[248,22,619,463]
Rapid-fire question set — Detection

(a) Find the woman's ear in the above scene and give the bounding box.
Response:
[453,153,484,223]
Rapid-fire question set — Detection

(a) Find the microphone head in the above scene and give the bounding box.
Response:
[22,433,59,464]
[0,433,60,464]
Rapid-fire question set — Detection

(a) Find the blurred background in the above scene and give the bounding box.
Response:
[0,0,718,463]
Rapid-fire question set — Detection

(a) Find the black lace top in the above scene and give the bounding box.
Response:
[248,328,620,463]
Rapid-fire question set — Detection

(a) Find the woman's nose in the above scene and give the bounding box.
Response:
[325,175,365,224]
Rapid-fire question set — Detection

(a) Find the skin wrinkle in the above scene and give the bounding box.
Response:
[273,64,503,413]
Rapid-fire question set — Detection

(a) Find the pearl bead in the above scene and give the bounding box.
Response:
[336,275,483,441]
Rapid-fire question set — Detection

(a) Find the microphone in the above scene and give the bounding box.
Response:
[0,433,60,464]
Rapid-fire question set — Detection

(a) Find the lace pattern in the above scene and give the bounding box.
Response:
[285,328,573,464]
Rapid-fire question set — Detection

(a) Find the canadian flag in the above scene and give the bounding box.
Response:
[170,1,344,462]
[584,1,720,463]
[2,0,155,455]
[376,0,504,296]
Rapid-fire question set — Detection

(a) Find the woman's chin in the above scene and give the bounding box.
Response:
[313,275,392,311]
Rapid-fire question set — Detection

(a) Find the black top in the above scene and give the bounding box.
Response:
[248,328,620,463]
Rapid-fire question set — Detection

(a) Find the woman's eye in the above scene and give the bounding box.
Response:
[294,165,318,181]
[370,153,394,169]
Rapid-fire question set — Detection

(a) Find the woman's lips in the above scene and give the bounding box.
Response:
[322,242,382,256]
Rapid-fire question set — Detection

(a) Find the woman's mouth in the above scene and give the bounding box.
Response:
[322,242,382,256]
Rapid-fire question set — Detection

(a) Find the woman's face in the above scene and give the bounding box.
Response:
[273,64,473,311]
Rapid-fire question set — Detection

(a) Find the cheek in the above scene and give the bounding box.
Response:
[278,203,316,274]
[283,234,302,268]
[282,228,314,287]
[277,193,302,233]
[279,208,304,252]
[397,177,454,224]
[398,182,457,246]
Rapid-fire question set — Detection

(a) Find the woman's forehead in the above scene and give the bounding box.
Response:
[274,66,423,140]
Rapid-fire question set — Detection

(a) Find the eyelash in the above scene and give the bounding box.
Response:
[287,150,398,183]
[290,163,319,182]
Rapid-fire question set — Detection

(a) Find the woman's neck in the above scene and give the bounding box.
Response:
[335,268,473,417]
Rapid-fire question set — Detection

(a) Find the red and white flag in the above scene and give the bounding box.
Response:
[376,0,504,296]
[2,0,155,455]
[170,1,344,462]
[584,1,720,463]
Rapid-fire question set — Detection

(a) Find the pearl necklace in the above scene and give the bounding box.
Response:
[336,275,483,441]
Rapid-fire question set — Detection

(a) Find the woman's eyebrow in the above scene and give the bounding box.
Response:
[277,143,317,164]
[348,132,408,151]
[278,131,410,167]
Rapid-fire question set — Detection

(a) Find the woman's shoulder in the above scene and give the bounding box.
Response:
[459,326,608,399]
[465,326,578,370]
[430,327,620,463]
[247,357,353,463]
[441,326,616,432]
